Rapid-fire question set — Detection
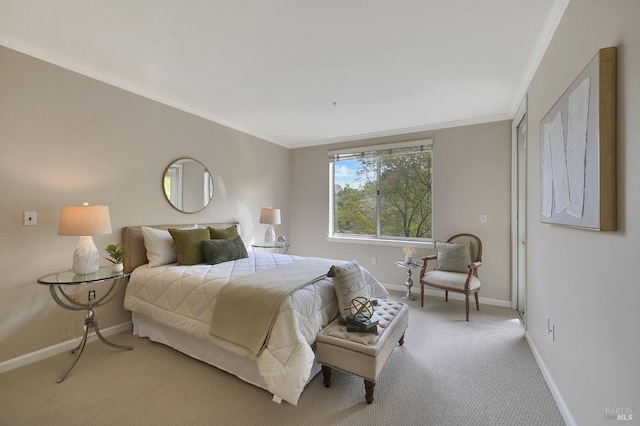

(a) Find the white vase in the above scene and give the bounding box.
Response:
[111,263,124,273]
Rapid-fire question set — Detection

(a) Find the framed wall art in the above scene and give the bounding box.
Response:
[540,46,617,231]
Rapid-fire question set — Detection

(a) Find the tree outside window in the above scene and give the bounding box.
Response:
[331,142,432,241]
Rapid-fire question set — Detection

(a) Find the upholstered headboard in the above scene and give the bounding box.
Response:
[122,222,240,270]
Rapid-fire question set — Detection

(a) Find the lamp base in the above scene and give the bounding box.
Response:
[264,225,276,244]
[72,236,100,275]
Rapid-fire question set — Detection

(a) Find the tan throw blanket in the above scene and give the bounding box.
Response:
[209,258,336,355]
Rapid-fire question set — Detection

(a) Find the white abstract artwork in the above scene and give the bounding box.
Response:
[566,78,590,218]
[540,78,590,219]
[540,46,616,231]
[540,121,554,218]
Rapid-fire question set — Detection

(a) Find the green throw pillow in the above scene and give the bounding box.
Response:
[208,225,239,239]
[435,241,472,273]
[168,227,210,265]
[201,235,249,265]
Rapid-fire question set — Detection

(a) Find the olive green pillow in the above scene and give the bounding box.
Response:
[435,241,472,273]
[208,225,239,239]
[201,235,249,265]
[168,227,210,265]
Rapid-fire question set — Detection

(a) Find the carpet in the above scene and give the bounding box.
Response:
[0,292,565,426]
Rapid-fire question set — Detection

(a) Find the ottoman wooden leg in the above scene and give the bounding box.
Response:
[364,380,375,404]
[322,365,332,387]
[398,333,405,346]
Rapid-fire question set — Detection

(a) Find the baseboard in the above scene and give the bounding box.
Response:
[0,321,132,374]
[525,331,576,426]
[383,283,512,308]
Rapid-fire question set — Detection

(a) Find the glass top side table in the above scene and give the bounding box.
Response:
[37,266,133,383]
[393,260,423,301]
[251,242,290,254]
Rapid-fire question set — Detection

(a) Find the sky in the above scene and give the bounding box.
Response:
[333,159,373,188]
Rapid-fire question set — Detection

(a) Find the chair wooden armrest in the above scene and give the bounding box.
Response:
[468,261,482,275]
[419,255,437,279]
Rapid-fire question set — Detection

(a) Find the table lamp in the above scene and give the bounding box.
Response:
[259,207,281,244]
[58,203,112,275]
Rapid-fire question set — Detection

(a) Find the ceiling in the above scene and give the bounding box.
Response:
[0,0,567,148]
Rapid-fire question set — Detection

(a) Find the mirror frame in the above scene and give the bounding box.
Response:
[162,157,214,214]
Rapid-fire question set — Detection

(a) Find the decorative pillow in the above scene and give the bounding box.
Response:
[435,241,472,273]
[142,225,197,267]
[209,225,239,240]
[168,227,210,265]
[328,262,369,318]
[201,235,248,265]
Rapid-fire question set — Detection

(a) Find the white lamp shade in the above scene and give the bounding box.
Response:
[58,205,112,236]
[259,208,281,225]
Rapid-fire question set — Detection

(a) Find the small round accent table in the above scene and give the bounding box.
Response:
[37,266,133,383]
[251,243,290,254]
[393,260,422,301]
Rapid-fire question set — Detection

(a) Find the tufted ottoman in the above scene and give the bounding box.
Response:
[315,299,409,404]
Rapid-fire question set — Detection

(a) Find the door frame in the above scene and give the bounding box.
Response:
[511,97,527,315]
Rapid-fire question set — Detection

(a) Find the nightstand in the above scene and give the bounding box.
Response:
[37,266,133,382]
[251,242,290,254]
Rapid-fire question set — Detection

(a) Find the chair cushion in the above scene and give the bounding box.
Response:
[423,270,481,291]
[435,241,471,273]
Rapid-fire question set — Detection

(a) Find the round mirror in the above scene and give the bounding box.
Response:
[163,158,214,213]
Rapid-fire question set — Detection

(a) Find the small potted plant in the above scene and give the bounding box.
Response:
[105,244,125,272]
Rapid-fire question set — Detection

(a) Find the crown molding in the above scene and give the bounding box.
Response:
[286,114,512,149]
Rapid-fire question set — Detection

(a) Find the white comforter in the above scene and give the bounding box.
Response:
[124,251,388,405]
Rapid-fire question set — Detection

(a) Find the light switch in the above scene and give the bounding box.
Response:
[24,211,37,226]
[480,214,487,223]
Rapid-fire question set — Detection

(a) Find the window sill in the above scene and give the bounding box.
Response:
[325,236,434,250]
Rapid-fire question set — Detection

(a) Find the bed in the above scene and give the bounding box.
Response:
[122,223,388,405]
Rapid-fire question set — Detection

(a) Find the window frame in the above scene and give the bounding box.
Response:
[328,139,434,247]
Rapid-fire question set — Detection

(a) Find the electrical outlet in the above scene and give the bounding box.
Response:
[88,290,96,301]
[371,256,377,265]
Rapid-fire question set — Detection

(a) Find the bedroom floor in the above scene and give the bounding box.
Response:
[0,291,565,426]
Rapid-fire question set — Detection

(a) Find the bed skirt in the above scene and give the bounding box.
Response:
[131,312,322,399]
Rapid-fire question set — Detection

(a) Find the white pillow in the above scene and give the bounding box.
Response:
[328,261,370,318]
[141,225,197,267]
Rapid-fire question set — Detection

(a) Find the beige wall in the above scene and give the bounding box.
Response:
[0,46,290,362]
[289,121,512,302]
[525,1,640,425]
[5,2,638,421]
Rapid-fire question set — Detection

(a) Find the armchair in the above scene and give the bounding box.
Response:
[419,233,482,321]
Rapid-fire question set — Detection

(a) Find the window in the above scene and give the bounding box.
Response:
[329,139,433,242]
[164,163,183,210]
